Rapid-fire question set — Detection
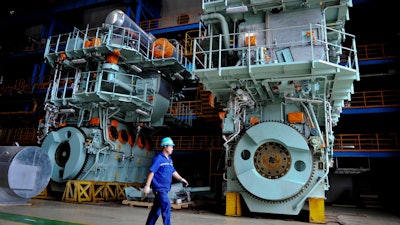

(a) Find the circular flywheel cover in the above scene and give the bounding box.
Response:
[41,127,87,183]
[233,122,312,201]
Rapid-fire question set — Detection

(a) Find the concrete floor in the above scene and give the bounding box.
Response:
[1,199,399,225]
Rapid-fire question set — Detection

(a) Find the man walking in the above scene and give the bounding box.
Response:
[143,137,189,225]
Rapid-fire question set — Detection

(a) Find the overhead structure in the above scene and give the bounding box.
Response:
[38,10,196,192]
[194,0,359,222]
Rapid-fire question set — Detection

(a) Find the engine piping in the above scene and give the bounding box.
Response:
[200,13,232,54]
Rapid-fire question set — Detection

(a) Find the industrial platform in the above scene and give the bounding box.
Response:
[1,199,399,225]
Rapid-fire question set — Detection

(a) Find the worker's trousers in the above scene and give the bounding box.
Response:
[145,191,171,225]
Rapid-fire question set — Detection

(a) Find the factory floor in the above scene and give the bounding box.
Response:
[0,198,399,225]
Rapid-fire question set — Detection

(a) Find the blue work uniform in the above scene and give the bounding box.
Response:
[145,153,176,225]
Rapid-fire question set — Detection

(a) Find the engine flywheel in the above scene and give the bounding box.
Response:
[233,121,313,201]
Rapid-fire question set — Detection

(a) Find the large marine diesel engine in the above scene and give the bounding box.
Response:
[38,10,195,191]
[194,0,359,217]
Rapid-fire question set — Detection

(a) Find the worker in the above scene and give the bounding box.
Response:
[143,137,189,225]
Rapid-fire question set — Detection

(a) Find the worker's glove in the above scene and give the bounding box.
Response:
[143,185,151,195]
[180,178,189,187]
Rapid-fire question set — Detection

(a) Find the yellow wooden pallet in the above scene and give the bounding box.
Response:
[122,200,194,209]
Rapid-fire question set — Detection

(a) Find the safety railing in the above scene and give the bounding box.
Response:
[152,135,225,151]
[148,38,193,70]
[169,100,203,116]
[1,127,399,153]
[334,133,399,152]
[44,24,154,61]
[192,23,358,71]
[0,128,38,145]
[139,11,200,31]
[0,99,38,115]
[45,70,155,109]
[344,90,400,108]
[167,101,195,126]
[348,43,399,61]
[153,134,400,152]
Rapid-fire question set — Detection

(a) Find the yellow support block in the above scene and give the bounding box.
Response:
[62,180,75,202]
[76,181,93,203]
[35,184,56,199]
[104,182,119,201]
[225,192,242,216]
[92,182,106,202]
[38,186,48,196]
[116,183,130,200]
[61,181,141,203]
[62,180,93,203]
[309,197,326,224]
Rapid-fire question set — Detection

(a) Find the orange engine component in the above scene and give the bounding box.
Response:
[152,38,174,58]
